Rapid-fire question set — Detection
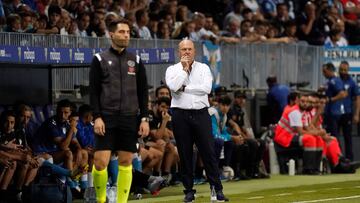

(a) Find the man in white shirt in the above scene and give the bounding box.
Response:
[165,39,229,202]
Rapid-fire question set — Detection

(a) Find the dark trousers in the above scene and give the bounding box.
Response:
[339,113,353,160]
[324,113,341,137]
[172,108,222,193]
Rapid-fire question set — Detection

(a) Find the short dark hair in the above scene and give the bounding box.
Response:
[78,104,93,117]
[56,99,73,113]
[69,112,79,118]
[323,62,335,72]
[340,60,349,66]
[156,97,171,106]
[135,9,147,22]
[218,95,232,105]
[266,75,277,85]
[287,92,299,104]
[48,5,62,16]
[108,19,131,32]
[0,110,16,129]
[155,85,171,98]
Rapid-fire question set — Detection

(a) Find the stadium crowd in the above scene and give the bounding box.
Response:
[1,0,360,46]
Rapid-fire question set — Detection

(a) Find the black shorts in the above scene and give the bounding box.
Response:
[94,114,138,152]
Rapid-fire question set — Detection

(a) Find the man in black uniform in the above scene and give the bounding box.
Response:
[89,19,149,203]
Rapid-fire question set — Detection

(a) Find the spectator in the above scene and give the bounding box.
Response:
[4,13,22,32]
[157,21,171,39]
[281,19,298,40]
[273,3,292,32]
[134,8,152,39]
[223,0,245,28]
[173,20,196,39]
[221,17,241,38]
[266,75,290,124]
[76,12,91,37]
[324,28,348,47]
[296,2,326,45]
[87,9,106,37]
[20,11,36,33]
[148,13,159,39]
[36,5,62,34]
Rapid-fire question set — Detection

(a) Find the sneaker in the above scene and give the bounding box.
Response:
[148,176,167,194]
[183,190,196,203]
[162,174,172,186]
[216,190,229,202]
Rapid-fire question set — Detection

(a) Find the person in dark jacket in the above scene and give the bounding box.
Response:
[89,19,150,203]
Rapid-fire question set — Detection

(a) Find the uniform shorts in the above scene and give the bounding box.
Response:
[94,114,138,152]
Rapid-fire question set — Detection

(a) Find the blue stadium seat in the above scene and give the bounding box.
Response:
[33,105,46,125]
[43,104,55,120]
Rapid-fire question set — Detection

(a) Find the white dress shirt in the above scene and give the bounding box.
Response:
[165,61,213,109]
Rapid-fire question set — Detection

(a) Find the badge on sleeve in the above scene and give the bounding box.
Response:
[127,60,136,75]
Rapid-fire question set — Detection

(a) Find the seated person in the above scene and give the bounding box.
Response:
[33,100,88,190]
[149,97,179,183]
[0,110,39,201]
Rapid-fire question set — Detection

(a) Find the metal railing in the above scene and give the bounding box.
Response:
[0,32,324,94]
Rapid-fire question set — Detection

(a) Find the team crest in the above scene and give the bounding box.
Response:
[127,60,135,67]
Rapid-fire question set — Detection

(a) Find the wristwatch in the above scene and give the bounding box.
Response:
[141,117,149,122]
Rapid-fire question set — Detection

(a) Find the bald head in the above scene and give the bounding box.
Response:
[179,39,195,63]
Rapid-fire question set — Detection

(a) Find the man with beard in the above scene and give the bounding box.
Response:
[338,61,360,161]
[89,19,150,203]
[274,94,326,174]
[148,96,178,183]
[321,63,347,140]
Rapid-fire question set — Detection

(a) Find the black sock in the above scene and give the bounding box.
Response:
[162,171,169,176]
[153,171,160,176]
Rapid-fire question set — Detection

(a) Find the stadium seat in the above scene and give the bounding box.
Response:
[43,104,55,120]
[33,105,46,125]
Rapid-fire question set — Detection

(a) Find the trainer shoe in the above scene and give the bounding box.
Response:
[216,190,229,202]
[147,176,167,195]
[183,190,196,203]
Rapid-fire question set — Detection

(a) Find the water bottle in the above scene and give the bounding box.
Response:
[83,187,96,203]
[210,186,217,202]
[107,186,117,203]
[288,159,295,176]
[269,140,279,174]
[132,153,142,171]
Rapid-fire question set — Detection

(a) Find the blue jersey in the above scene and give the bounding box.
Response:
[342,76,360,114]
[325,76,345,115]
[33,116,74,153]
[76,119,94,148]
[208,107,231,141]
[267,84,290,112]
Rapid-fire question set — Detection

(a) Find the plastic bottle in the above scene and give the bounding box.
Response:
[83,187,96,203]
[210,186,217,203]
[269,140,280,174]
[288,159,295,176]
[107,186,117,203]
[132,153,142,171]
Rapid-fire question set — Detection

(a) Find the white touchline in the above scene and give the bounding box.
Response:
[273,193,293,197]
[292,195,360,203]
[247,196,264,200]
[301,190,317,193]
